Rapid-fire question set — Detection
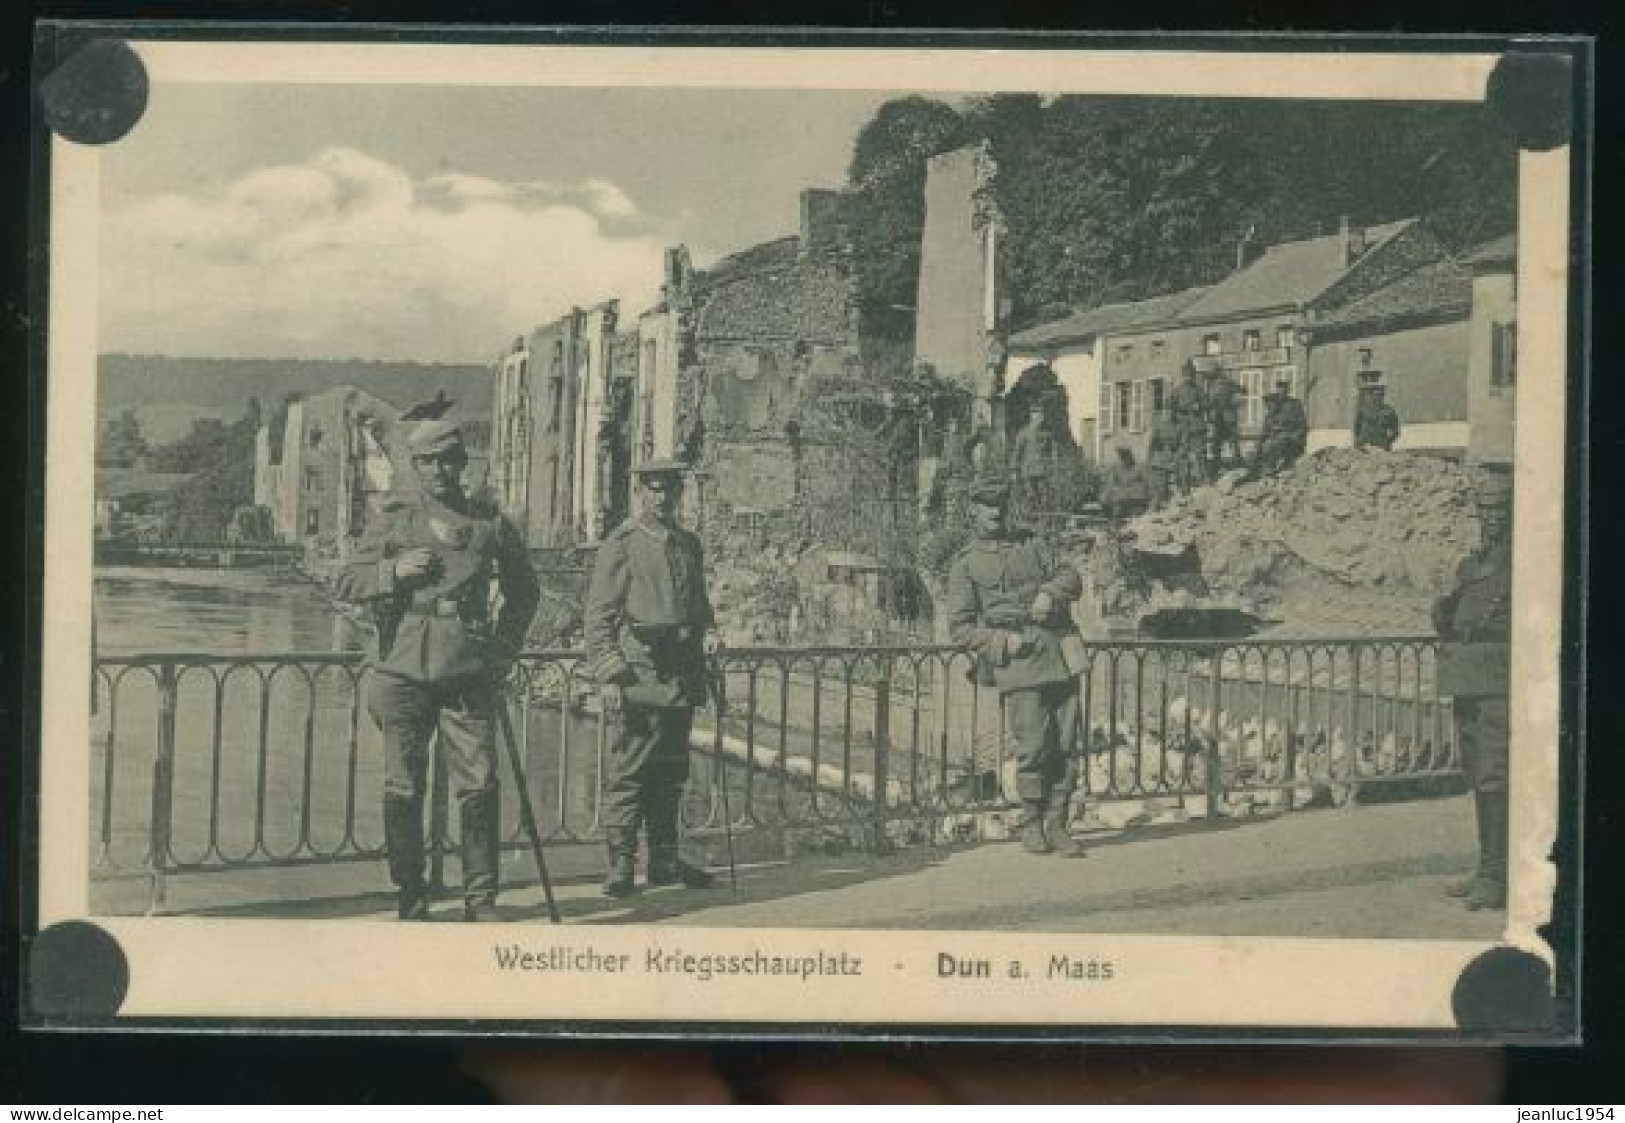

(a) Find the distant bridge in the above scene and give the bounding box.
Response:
[95,539,306,568]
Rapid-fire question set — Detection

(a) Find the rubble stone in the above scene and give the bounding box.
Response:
[1122,448,1482,634]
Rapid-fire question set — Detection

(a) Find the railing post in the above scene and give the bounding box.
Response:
[146,662,178,914]
[1205,649,1225,821]
[871,658,892,854]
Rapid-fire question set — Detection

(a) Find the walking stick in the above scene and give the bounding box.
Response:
[707,655,740,896]
[493,696,561,924]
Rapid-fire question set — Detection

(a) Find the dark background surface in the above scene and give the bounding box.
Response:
[2,1,1615,1104]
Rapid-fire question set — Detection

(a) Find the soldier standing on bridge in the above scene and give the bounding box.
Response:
[948,475,1086,857]
[585,458,720,898]
[337,402,540,922]
[1432,468,1513,912]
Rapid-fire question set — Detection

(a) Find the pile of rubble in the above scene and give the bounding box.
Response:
[1125,447,1484,633]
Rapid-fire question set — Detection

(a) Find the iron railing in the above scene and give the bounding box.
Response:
[89,637,1459,912]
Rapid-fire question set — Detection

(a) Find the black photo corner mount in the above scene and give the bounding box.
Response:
[1451,947,1559,1036]
[1485,48,1575,153]
[26,920,131,1023]
[38,37,149,146]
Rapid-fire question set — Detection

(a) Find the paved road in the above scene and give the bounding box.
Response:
[118,792,1501,942]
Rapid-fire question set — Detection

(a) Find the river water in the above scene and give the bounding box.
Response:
[94,566,366,656]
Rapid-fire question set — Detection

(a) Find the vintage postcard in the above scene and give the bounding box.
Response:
[29,30,1583,1037]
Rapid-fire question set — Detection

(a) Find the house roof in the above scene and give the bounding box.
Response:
[1009,285,1212,352]
[1461,232,1517,269]
[1177,219,1415,321]
[1313,257,1473,333]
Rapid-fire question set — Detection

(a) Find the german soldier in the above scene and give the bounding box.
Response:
[337,406,540,922]
[1202,367,1245,476]
[584,458,719,898]
[1252,377,1309,479]
[1432,468,1513,911]
[948,475,1086,856]
[1353,376,1402,451]
[1169,360,1210,490]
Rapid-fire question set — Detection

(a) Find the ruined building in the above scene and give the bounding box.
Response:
[490,303,639,549]
[493,188,867,547]
[253,385,406,548]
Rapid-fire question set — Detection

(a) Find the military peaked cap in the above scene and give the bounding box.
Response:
[406,416,466,456]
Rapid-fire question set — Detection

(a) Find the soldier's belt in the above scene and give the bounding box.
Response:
[406,597,477,619]
[629,623,699,644]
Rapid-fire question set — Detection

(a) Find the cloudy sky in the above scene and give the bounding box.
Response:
[100,84,908,362]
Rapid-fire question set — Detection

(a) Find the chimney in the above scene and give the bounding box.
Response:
[1236,224,1259,271]
[799,188,841,259]
[1341,216,1368,266]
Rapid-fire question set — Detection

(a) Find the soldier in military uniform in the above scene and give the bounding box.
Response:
[947,475,1085,856]
[1252,378,1309,479]
[1432,468,1513,911]
[584,459,719,898]
[1169,360,1210,490]
[1353,377,1402,451]
[1147,404,1183,507]
[337,409,540,922]
[1202,368,1245,476]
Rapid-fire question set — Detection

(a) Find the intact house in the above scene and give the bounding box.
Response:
[1006,285,1210,464]
[1302,255,1473,453]
[1074,218,1470,467]
[253,385,409,549]
[491,187,862,547]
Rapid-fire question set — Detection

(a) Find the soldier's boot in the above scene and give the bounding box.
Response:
[1044,788,1086,859]
[459,788,501,922]
[647,788,713,889]
[384,794,431,921]
[1020,800,1051,855]
[602,827,639,899]
[1465,789,1508,912]
[1447,797,1488,898]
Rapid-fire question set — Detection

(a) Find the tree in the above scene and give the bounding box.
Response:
[97,408,147,471]
[841,95,1518,336]
[841,97,969,361]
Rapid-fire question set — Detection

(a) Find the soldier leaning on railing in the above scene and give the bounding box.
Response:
[947,473,1087,858]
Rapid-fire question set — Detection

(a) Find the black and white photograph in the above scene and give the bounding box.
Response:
[33,36,1579,1031]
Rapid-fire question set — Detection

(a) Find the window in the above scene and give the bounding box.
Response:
[304,467,319,494]
[1242,329,1262,352]
[1129,380,1148,433]
[1114,343,1134,365]
[1490,321,1517,393]
[1150,339,1167,362]
[1240,368,1266,429]
[1202,333,1222,356]
[1276,325,1296,351]
[1149,377,1166,417]
[1114,382,1133,433]
[305,507,320,535]
[1099,380,1115,435]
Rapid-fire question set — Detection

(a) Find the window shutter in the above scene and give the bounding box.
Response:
[1100,380,1114,434]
